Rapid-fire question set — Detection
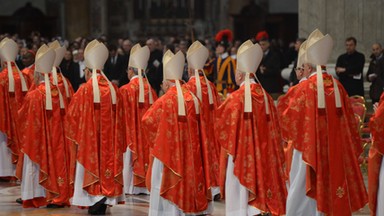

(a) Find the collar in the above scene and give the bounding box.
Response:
[130,75,138,81]
[231,54,237,59]
[264,49,270,56]
[220,52,229,59]
[299,77,308,83]
[308,70,327,78]
[240,79,256,86]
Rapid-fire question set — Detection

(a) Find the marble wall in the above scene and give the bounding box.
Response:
[299,0,384,62]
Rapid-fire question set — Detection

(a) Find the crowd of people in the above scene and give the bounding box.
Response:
[0,28,384,216]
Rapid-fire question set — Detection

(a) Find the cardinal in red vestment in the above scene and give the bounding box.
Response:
[120,44,157,195]
[0,38,29,178]
[278,29,367,216]
[65,40,125,215]
[20,50,36,85]
[368,93,384,216]
[216,40,287,216]
[184,41,222,198]
[48,40,74,103]
[142,50,213,215]
[19,45,70,208]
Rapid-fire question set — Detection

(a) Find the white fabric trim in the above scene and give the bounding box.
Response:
[138,69,145,103]
[286,150,324,216]
[123,149,150,195]
[316,65,325,109]
[225,155,261,216]
[244,74,252,113]
[7,62,15,92]
[149,158,213,216]
[44,74,53,110]
[71,162,125,206]
[91,69,100,104]
[194,69,202,101]
[21,154,46,200]
[0,133,15,177]
[376,157,384,215]
[175,80,185,117]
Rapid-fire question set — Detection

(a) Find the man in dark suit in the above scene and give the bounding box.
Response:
[288,38,306,86]
[63,49,86,91]
[256,36,282,95]
[336,37,365,97]
[367,43,384,103]
[104,44,127,87]
[146,38,163,95]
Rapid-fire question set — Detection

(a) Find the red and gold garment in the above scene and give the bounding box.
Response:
[21,64,35,85]
[54,72,74,103]
[278,73,368,215]
[142,85,211,213]
[216,83,287,215]
[66,74,125,197]
[368,93,384,216]
[120,77,158,187]
[184,75,221,189]
[0,63,30,165]
[18,82,70,207]
[277,83,302,180]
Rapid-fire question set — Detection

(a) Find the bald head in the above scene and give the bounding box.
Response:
[372,43,383,58]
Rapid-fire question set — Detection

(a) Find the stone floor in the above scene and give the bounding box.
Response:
[0,182,370,215]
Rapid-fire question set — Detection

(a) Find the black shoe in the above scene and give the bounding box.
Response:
[47,204,65,208]
[213,194,221,201]
[16,198,22,204]
[88,197,107,215]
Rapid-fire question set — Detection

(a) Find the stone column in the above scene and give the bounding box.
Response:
[89,0,108,37]
[299,0,384,62]
[65,0,90,40]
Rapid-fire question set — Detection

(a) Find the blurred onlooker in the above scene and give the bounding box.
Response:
[255,31,282,95]
[60,50,77,86]
[21,50,36,84]
[367,43,384,103]
[146,38,163,95]
[69,49,86,91]
[336,37,365,96]
[104,44,126,86]
[288,38,306,86]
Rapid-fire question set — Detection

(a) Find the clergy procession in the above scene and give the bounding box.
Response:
[0,28,383,216]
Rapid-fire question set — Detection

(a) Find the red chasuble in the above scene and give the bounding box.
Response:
[277,83,302,180]
[119,77,158,187]
[142,85,211,213]
[21,64,35,85]
[0,63,29,165]
[368,93,384,216]
[65,75,125,197]
[18,82,70,206]
[216,83,287,215]
[278,73,367,215]
[184,75,221,189]
[54,72,74,103]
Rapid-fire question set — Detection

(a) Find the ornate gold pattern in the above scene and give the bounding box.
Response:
[105,169,112,178]
[57,177,64,186]
[336,186,344,198]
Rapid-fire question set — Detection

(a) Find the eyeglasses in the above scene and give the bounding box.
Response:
[295,67,303,72]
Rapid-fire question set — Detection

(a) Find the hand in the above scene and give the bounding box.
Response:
[260,66,266,74]
[368,74,377,82]
[336,67,346,73]
[111,80,119,86]
[373,102,379,113]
